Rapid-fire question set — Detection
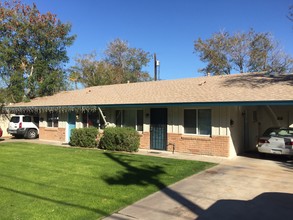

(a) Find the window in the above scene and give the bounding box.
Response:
[184,109,211,135]
[184,110,196,134]
[10,116,20,123]
[115,110,143,131]
[124,110,136,128]
[82,111,105,128]
[88,111,99,127]
[23,116,32,122]
[115,110,123,127]
[47,112,59,128]
[137,110,143,132]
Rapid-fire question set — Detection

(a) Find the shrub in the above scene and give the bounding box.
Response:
[99,127,140,152]
[70,127,99,148]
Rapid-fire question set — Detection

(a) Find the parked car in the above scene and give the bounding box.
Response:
[0,127,2,138]
[7,115,39,139]
[257,127,293,156]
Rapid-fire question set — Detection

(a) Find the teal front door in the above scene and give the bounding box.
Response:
[150,108,167,150]
[68,111,76,141]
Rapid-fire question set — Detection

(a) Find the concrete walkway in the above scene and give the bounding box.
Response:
[104,155,293,220]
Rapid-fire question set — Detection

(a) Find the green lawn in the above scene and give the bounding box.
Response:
[0,142,215,219]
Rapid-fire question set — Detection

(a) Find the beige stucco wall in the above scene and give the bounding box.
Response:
[258,105,293,129]
[0,114,12,137]
[39,112,46,128]
[244,106,259,151]
[226,106,245,157]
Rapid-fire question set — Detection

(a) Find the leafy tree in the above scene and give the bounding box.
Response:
[69,53,119,87]
[68,70,80,90]
[247,32,293,73]
[69,39,152,88]
[226,32,250,73]
[69,53,121,87]
[194,30,293,75]
[194,32,231,75]
[0,0,75,102]
[104,39,151,82]
[247,32,273,72]
[0,88,5,112]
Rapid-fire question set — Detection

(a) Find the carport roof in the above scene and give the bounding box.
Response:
[5,72,293,112]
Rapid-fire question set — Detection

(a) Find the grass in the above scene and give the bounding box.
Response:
[0,142,215,219]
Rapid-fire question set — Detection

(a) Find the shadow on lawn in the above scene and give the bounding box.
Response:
[103,152,205,216]
[0,185,109,216]
[0,173,113,200]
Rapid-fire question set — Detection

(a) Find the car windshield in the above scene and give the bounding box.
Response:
[275,129,293,137]
[10,117,20,123]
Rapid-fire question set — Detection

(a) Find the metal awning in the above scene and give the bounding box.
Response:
[3,100,293,114]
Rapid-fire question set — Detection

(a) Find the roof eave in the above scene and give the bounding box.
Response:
[3,100,293,113]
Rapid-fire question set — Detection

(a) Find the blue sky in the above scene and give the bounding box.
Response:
[22,0,293,80]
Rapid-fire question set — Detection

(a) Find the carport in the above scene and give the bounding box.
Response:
[240,104,293,152]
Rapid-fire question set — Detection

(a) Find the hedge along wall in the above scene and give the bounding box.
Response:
[69,127,99,148]
[99,127,140,152]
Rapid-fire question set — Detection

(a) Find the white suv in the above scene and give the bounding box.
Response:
[7,115,39,139]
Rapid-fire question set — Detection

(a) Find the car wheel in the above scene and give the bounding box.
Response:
[27,129,38,139]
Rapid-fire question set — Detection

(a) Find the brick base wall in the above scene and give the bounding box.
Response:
[39,127,66,142]
[140,132,230,157]
[140,132,150,149]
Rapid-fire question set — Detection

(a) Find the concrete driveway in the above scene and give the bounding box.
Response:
[104,155,293,220]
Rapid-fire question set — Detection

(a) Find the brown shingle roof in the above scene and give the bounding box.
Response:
[7,72,293,108]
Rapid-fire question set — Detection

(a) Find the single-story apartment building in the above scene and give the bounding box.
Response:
[4,72,293,158]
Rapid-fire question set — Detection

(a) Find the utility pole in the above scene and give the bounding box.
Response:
[154,53,157,81]
[154,53,160,81]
